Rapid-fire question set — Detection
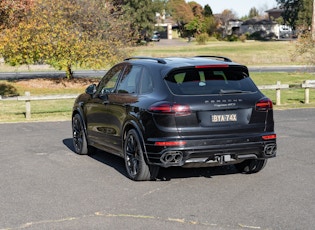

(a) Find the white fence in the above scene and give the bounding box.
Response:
[301,80,315,104]
[1,80,315,119]
[0,92,78,119]
[258,81,289,106]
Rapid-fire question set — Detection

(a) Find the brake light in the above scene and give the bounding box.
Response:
[262,134,277,140]
[256,98,273,111]
[195,64,229,68]
[154,141,187,146]
[149,102,191,116]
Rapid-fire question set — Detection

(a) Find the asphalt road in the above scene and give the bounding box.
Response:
[0,66,314,80]
[0,109,315,230]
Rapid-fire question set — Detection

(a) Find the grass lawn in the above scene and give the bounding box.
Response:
[1,72,315,123]
[134,40,304,66]
[1,40,315,123]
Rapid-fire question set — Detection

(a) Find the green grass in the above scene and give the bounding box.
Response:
[250,72,314,85]
[1,72,315,123]
[0,99,74,123]
[134,40,303,66]
[1,40,315,123]
[250,72,315,109]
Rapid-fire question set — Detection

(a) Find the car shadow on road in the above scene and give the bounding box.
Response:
[63,138,128,177]
[63,138,239,181]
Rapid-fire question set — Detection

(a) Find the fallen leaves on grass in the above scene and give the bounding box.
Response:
[14,78,99,89]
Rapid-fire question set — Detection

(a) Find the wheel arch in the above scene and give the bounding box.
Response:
[72,107,88,140]
[123,119,150,164]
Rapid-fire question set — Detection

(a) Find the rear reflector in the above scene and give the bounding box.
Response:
[262,134,277,140]
[154,141,187,146]
[195,64,229,69]
[256,98,273,111]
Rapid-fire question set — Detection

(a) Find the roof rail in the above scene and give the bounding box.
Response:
[194,55,232,62]
[124,56,166,64]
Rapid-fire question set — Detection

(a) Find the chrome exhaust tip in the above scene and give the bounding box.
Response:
[161,151,183,164]
[264,144,277,157]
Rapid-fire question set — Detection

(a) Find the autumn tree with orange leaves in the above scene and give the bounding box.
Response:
[0,0,34,29]
[0,0,133,79]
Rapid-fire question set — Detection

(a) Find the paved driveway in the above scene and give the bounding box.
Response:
[0,109,315,230]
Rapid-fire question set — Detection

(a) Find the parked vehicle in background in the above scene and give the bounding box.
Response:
[150,34,160,42]
[72,56,277,181]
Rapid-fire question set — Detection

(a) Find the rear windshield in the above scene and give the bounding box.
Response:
[165,67,258,95]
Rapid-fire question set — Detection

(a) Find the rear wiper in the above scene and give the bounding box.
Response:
[219,89,251,94]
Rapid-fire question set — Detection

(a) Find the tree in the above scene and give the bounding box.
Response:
[217,9,237,38]
[111,0,165,41]
[297,0,313,30]
[204,4,213,17]
[188,1,203,18]
[276,0,313,31]
[220,9,236,23]
[0,0,133,79]
[249,7,259,18]
[0,0,33,29]
[291,0,315,65]
[204,15,218,36]
[312,0,315,39]
[293,31,315,65]
[203,5,217,36]
[167,0,194,36]
[184,1,204,36]
[185,17,204,35]
[276,0,303,30]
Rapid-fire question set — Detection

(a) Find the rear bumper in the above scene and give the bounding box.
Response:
[145,135,276,168]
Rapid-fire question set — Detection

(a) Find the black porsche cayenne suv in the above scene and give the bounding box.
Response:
[72,56,277,181]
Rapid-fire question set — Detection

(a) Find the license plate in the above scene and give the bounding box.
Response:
[211,114,237,122]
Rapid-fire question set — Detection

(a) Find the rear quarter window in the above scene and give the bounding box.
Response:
[165,67,258,95]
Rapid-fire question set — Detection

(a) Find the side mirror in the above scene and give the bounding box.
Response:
[85,84,96,95]
[99,88,110,102]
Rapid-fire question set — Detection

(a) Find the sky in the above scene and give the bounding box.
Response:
[192,0,278,17]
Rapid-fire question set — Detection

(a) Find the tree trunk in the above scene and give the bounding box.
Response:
[66,64,73,79]
[312,0,315,40]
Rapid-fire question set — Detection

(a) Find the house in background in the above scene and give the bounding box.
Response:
[224,19,243,36]
[265,8,284,21]
[231,7,293,39]
[154,7,293,40]
[240,19,279,39]
[155,12,173,39]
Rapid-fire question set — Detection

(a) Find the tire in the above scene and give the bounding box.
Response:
[124,129,159,181]
[235,159,267,174]
[72,113,94,155]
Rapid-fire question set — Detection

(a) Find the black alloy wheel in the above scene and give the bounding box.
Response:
[72,114,89,155]
[124,129,159,181]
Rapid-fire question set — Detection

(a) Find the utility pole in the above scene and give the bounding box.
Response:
[313,0,315,39]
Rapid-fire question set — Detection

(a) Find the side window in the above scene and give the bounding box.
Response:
[96,64,124,95]
[140,68,154,94]
[117,65,143,94]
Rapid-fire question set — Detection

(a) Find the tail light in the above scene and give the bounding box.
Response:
[255,98,273,111]
[149,102,191,116]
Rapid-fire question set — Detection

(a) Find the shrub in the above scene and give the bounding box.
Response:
[195,33,209,45]
[226,34,239,42]
[239,34,247,42]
